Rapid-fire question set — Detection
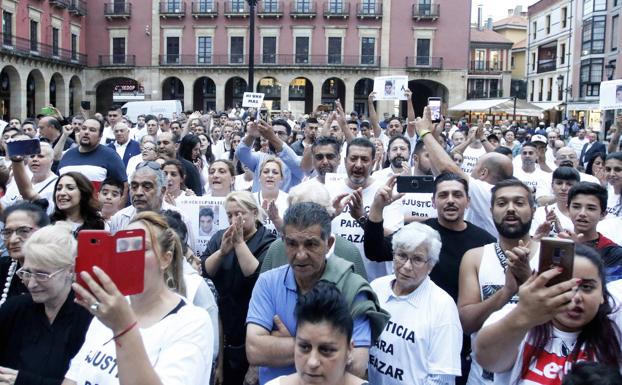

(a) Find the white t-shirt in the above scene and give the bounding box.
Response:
[567,137,588,157]
[465,176,497,238]
[327,179,403,281]
[461,145,487,175]
[369,275,462,385]
[598,216,622,245]
[1,172,57,215]
[607,184,621,217]
[65,299,214,385]
[529,204,573,236]
[513,167,551,199]
[253,190,289,236]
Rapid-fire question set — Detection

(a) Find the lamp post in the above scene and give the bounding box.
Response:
[512,82,520,122]
[605,62,617,80]
[247,0,258,92]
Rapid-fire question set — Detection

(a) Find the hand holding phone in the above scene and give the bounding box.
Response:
[6,139,41,157]
[538,237,575,287]
[396,176,435,193]
[428,97,442,123]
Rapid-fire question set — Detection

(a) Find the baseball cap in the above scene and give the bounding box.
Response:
[531,134,548,145]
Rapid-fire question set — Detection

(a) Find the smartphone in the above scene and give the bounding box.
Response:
[80,101,91,110]
[259,108,269,121]
[317,104,333,112]
[6,139,41,157]
[428,97,442,123]
[40,106,55,116]
[75,229,146,296]
[396,176,435,193]
[538,237,575,287]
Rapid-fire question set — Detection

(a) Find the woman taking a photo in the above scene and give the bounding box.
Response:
[201,191,276,385]
[162,159,194,206]
[254,158,289,236]
[205,159,236,197]
[0,202,50,306]
[475,245,622,384]
[265,281,368,385]
[64,211,214,385]
[0,222,92,385]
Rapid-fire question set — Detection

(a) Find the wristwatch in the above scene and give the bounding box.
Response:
[357,215,368,227]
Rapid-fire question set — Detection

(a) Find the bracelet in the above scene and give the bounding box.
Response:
[419,130,431,140]
[104,320,138,346]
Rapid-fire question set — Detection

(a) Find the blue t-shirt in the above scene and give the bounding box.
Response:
[246,264,371,385]
[59,145,128,185]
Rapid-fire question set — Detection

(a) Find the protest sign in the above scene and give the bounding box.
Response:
[372,76,409,101]
[599,79,622,110]
[177,196,229,256]
[242,92,265,108]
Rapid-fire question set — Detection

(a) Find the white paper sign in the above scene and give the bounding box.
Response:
[177,196,229,256]
[242,92,265,108]
[372,76,409,101]
[0,120,8,133]
[599,79,622,110]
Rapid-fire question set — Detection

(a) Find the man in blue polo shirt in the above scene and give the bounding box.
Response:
[246,202,389,385]
[59,117,128,196]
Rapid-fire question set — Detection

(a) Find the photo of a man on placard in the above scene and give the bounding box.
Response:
[384,80,395,97]
[198,206,219,240]
[616,85,622,103]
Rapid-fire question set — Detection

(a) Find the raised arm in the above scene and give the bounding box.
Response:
[367,92,382,138]
[405,89,416,139]
[53,125,73,161]
[10,158,39,201]
[335,101,355,144]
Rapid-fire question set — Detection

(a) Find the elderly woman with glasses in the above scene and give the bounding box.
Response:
[368,222,463,385]
[0,222,92,385]
[126,137,158,179]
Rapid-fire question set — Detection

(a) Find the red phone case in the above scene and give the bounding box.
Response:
[76,229,146,296]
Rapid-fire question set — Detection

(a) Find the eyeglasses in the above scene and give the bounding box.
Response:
[1,226,34,240]
[16,267,66,282]
[137,161,161,171]
[394,252,430,267]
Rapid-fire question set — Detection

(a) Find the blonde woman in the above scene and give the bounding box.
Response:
[201,191,277,385]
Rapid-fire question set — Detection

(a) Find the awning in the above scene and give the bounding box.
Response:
[566,102,600,111]
[448,98,511,111]
[490,99,545,117]
[533,102,562,110]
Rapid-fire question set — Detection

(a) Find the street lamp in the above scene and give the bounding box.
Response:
[512,82,520,121]
[605,62,617,80]
[247,0,258,92]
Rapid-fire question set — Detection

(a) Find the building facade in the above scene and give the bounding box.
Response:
[492,9,528,100]
[0,0,473,120]
[466,27,513,100]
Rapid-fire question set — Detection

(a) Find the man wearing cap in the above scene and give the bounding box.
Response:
[513,139,552,200]
[579,131,606,168]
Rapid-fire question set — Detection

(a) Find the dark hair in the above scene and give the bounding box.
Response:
[144,114,157,123]
[414,139,426,156]
[162,159,186,189]
[100,177,124,192]
[522,142,537,150]
[487,133,499,142]
[433,172,469,197]
[306,117,319,125]
[522,246,622,379]
[199,207,214,219]
[561,361,622,385]
[491,178,536,208]
[272,119,292,136]
[197,133,215,165]
[387,135,411,153]
[161,209,189,254]
[494,146,513,157]
[159,117,170,125]
[50,172,105,232]
[553,166,580,182]
[346,137,375,160]
[568,182,608,213]
[210,159,235,177]
[605,151,622,163]
[312,136,341,155]
[46,117,62,132]
[295,281,353,342]
[283,202,332,241]
[2,200,50,228]
[585,152,606,176]
[86,117,105,136]
[178,134,201,162]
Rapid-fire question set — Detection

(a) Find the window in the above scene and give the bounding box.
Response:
[546,15,551,34]
[582,16,606,55]
[531,51,536,71]
[361,37,375,64]
[583,0,607,16]
[113,0,127,13]
[230,36,244,63]
[558,75,564,100]
[511,55,515,69]
[419,0,432,15]
[112,37,125,63]
[560,43,566,64]
[295,36,309,63]
[532,21,537,39]
[71,33,77,60]
[198,36,212,64]
[612,15,619,51]
[167,0,182,12]
[538,78,544,101]
[263,0,278,12]
[197,0,214,12]
[530,80,535,101]
[361,0,375,14]
[489,79,499,98]
[561,7,567,28]
[262,36,276,63]
[490,50,501,70]
[547,77,553,101]
[328,37,341,64]
[296,0,311,12]
[166,36,180,63]
[2,11,12,46]
[474,49,486,70]
[52,27,59,56]
[231,0,245,12]
[580,58,603,97]
[328,0,343,13]
[30,20,38,51]
[416,38,431,65]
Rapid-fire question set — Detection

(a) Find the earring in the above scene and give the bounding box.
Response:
[347,356,353,366]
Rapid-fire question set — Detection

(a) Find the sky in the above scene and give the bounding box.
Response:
[471,0,540,23]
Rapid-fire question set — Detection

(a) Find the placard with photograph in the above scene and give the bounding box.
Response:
[177,196,229,256]
[372,76,409,100]
[599,79,622,110]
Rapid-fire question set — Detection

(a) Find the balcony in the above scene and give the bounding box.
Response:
[356,2,382,19]
[191,2,218,18]
[412,4,440,20]
[290,2,317,18]
[323,2,350,19]
[224,1,249,17]
[469,60,503,74]
[99,55,136,67]
[68,0,87,16]
[0,32,87,67]
[49,0,70,9]
[159,1,186,18]
[258,1,284,18]
[467,89,503,100]
[158,54,380,68]
[405,56,443,70]
[104,2,132,18]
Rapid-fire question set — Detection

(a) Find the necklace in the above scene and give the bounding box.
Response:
[0,260,17,307]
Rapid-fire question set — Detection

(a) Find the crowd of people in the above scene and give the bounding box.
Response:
[0,93,622,385]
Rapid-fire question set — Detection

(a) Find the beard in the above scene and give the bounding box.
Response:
[391,156,406,169]
[495,218,532,239]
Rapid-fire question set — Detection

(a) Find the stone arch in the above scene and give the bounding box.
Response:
[257,76,281,111]
[95,77,143,113]
[0,65,21,120]
[288,77,314,114]
[354,78,374,117]
[193,76,216,112]
[68,75,83,117]
[50,72,66,115]
[224,77,247,110]
[26,69,45,118]
[162,77,185,109]
[404,79,450,117]
[321,77,345,108]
